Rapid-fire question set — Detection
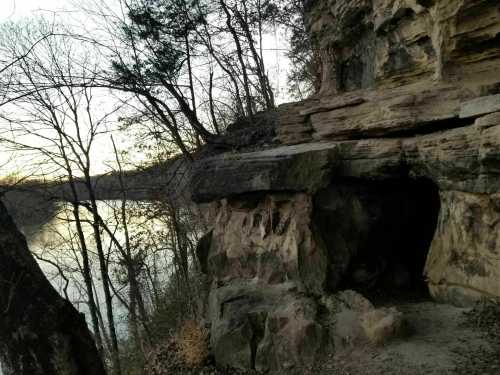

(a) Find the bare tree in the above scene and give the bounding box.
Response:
[0,24,105,375]
[0,21,124,374]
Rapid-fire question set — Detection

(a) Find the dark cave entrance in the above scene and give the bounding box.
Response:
[314,178,441,303]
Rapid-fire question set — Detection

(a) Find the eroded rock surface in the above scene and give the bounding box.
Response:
[191,0,500,371]
[203,194,329,371]
[426,191,500,306]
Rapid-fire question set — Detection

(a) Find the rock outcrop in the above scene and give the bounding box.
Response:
[0,200,105,375]
[191,0,500,371]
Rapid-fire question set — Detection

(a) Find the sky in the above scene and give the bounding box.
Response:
[0,0,292,179]
[0,0,67,21]
[0,0,158,177]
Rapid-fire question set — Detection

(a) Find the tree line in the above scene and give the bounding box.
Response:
[0,0,315,374]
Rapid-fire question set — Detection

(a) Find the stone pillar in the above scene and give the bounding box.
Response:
[425,191,500,306]
[202,193,329,372]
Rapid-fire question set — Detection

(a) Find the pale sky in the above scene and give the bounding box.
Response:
[0,0,68,21]
[0,0,292,179]
[0,0,143,178]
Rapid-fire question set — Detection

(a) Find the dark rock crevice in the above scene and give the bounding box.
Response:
[313,177,441,300]
[309,113,478,142]
[381,116,476,139]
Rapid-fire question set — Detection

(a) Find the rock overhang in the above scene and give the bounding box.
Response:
[189,0,500,370]
[192,110,500,203]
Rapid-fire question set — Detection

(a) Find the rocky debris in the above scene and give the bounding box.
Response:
[323,290,374,348]
[308,302,497,375]
[323,291,407,348]
[330,289,375,313]
[207,281,326,373]
[360,307,406,345]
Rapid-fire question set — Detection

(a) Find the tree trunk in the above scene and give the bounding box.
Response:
[220,0,254,119]
[84,177,122,375]
[0,200,105,375]
[58,129,105,359]
[71,202,105,359]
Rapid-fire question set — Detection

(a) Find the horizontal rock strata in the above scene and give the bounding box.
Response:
[191,0,500,371]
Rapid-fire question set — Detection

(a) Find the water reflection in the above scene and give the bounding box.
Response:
[26,200,172,337]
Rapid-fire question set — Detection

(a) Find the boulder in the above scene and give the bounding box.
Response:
[323,290,374,348]
[322,291,406,347]
[360,307,406,345]
[208,281,327,372]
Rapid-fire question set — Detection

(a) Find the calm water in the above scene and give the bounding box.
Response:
[30,200,170,330]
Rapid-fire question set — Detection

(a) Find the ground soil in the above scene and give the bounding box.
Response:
[311,300,500,375]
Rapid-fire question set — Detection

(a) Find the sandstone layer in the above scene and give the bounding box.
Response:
[191,0,500,371]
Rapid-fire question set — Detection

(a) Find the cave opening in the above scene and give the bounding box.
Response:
[314,178,441,304]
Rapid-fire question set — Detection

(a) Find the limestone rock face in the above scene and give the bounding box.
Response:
[204,194,330,371]
[307,0,500,95]
[206,194,328,294]
[190,0,500,371]
[426,191,500,306]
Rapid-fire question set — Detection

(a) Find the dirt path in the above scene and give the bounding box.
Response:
[321,301,499,375]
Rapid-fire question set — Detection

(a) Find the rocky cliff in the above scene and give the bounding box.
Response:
[190,0,500,371]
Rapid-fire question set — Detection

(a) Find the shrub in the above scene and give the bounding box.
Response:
[143,320,209,374]
[176,320,209,368]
